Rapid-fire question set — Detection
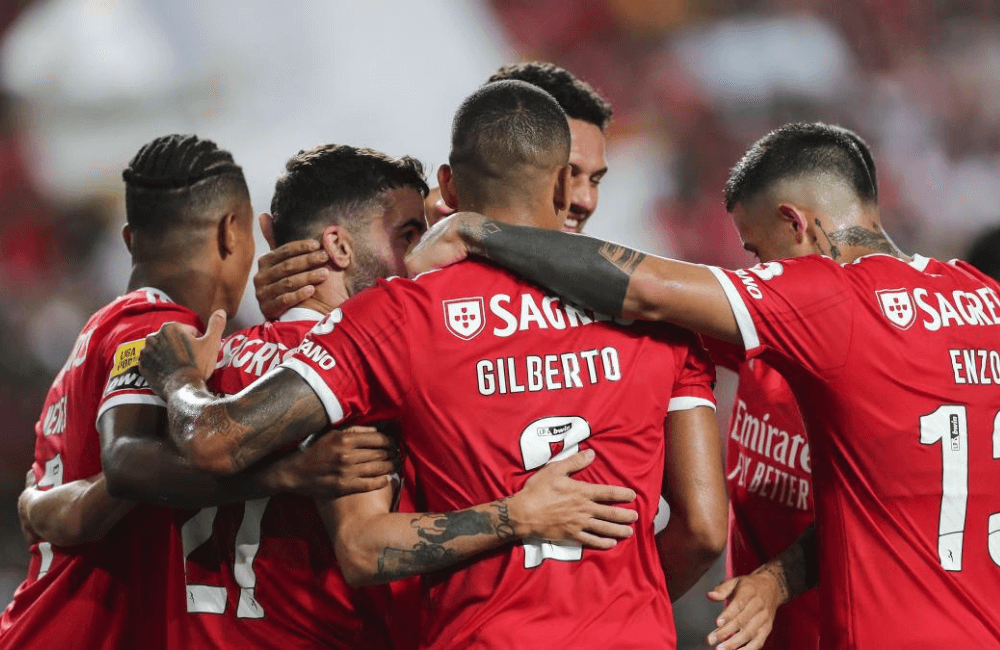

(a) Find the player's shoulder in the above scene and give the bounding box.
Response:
[104,287,201,327]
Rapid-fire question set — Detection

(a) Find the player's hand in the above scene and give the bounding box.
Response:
[404,212,485,277]
[705,568,786,650]
[139,310,227,396]
[18,470,40,545]
[507,449,638,549]
[254,240,330,320]
[277,426,399,498]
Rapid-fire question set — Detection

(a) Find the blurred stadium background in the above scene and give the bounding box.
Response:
[0,0,997,647]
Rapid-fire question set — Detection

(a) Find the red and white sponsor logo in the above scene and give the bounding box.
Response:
[443,297,486,340]
[876,288,916,330]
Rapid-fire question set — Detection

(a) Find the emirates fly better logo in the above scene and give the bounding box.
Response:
[443,297,485,340]
[876,288,916,330]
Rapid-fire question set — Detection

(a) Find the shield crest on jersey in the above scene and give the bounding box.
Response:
[443,298,485,340]
[876,288,916,330]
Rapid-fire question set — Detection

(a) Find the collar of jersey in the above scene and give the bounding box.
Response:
[278,307,325,323]
[850,252,931,272]
[134,286,174,303]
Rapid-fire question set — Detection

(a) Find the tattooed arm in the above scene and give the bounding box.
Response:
[321,450,640,586]
[406,213,741,344]
[705,524,818,650]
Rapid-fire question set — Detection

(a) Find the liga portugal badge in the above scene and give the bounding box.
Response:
[443,298,486,340]
[876,288,916,330]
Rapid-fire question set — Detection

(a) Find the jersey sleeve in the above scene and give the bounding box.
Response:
[706,256,855,376]
[95,305,202,423]
[279,282,410,426]
[699,335,744,372]
[667,333,717,412]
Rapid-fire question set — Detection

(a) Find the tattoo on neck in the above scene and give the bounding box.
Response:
[813,219,841,260]
[493,498,516,541]
[826,224,898,255]
[598,242,647,275]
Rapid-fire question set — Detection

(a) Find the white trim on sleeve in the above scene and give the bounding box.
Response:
[706,266,760,353]
[95,393,166,424]
[280,358,345,425]
[667,396,716,412]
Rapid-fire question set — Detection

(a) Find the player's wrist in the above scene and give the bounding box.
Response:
[751,561,791,606]
[162,365,206,397]
[500,492,531,539]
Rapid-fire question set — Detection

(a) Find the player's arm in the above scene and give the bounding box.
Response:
[656,406,727,601]
[406,213,740,343]
[321,450,638,587]
[706,523,818,650]
[18,472,134,547]
[139,312,331,476]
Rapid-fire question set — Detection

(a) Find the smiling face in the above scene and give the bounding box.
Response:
[563,118,608,233]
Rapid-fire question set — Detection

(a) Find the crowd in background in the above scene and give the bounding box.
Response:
[1,1,999,646]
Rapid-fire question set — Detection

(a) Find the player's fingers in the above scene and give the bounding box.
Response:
[260,249,329,281]
[335,475,390,496]
[576,531,618,550]
[343,448,393,464]
[261,285,316,319]
[342,430,395,450]
[716,610,770,650]
[200,310,227,346]
[707,577,739,601]
[258,268,330,305]
[544,449,595,475]
[588,503,639,524]
[710,597,754,644]
[257,240,322,271]
[348,460,396,478]
[583,518,634,540]
[582,483,636,503]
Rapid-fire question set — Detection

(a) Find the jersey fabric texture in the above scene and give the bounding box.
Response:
[0,288,198,649]
[281,260,716,650]
[704,338,819,650]
[709,254,1000,649]
[182,307,392,650]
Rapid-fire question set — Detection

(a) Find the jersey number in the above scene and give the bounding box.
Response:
[919,405,1000,571]
[518,416,591,569]
[180,499,269,618]
[34,454,65,579]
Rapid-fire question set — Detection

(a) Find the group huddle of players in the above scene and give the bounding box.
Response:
[1,60,998,650]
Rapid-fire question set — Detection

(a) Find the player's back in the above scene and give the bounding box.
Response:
[0,288,196,650]
[292,260,716,649]
[181,309,392,650]
[741,254,1000,647]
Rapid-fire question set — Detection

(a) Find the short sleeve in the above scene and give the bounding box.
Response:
[96,305,202,423]
[279,282,410,426]
[700,335,744,372]
[667,334,717,413]
[706,256,855,376]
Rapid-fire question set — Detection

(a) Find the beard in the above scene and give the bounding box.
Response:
[346,239,395,295]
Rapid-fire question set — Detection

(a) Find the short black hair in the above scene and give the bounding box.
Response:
[270,144,428,246]
[488,61,613,131]
[966,225,1000,281]
[123,134,248,235]
[450,80,570,206]
[724,123,878,212]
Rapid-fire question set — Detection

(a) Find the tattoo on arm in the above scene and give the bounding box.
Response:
[375,498,515,581]
[761,522,817,603]
[599,242,647,275]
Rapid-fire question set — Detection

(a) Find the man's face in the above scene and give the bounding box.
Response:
[731,200,812,263]
[350,187,427,290]
[564,118,608,233]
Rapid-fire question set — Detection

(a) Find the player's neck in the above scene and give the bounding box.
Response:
[127,264,223,325]
[463,200,556,229]
[816,207,912,264]
[296,274,350,315]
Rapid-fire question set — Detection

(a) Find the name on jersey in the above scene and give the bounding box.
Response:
[948,348,1000,385]
[878,286,1000,331]
[217,335,294,378]
[477,347,621,396]
[445,293,631,341]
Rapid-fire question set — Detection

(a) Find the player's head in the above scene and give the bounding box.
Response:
[123,134,254,316]
[267,144,428,295]
[488,62,611,232]
[966,225,1000,281]
[440,79,571,231]
[724,122,879,263]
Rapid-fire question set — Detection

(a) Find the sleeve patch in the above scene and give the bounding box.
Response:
[111,339,145,377]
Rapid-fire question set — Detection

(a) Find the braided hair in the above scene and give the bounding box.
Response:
[123,134,248,236]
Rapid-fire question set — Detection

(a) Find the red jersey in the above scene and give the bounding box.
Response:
[0,288,197,649]
[281,260,717,650]
[709,254,1000,648]
[704,339,819,650]
[181,308,392,650]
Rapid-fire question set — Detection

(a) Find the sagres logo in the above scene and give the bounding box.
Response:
[876,288,916,330]
[443,297,485,340]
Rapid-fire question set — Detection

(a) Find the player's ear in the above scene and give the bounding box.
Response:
[258,213,276,250]
[121,224,133,253]
[438,165,458,210]
[553,164,571,214]
[777,204,807,244]
[218,211,240,258]
[321,225,352,271]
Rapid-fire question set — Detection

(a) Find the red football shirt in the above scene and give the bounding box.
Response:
[181,307,393,650]
[704,338,819,650]
[0,288,197,649]
[709,254,1000,648]
[281,260,717,650]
